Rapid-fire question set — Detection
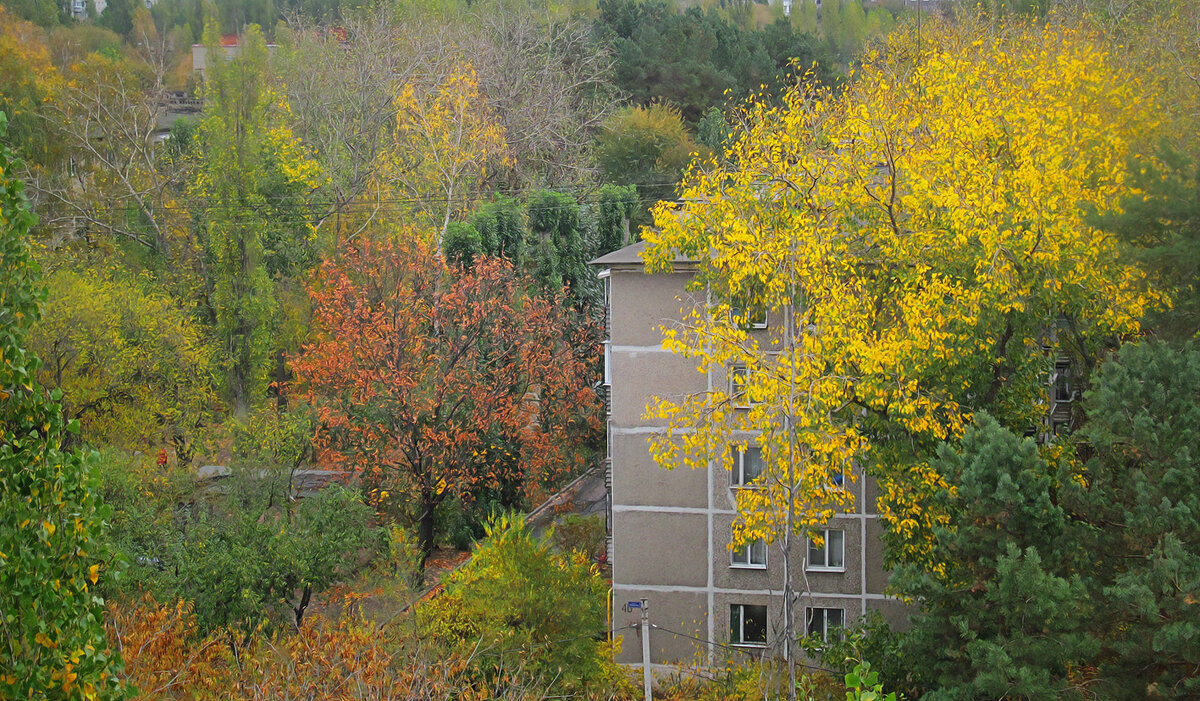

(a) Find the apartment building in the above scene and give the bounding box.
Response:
[590,241,907,668]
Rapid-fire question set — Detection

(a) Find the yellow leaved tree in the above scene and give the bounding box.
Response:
[642,16,1160,583]
[374,62,510,251]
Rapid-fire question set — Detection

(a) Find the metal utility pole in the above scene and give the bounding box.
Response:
[639,598,653,701]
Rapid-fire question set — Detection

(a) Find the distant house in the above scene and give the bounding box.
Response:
[590,241,908,669]
[191,34,278,74]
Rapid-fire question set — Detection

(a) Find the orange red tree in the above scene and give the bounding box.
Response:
[290,233,601,564]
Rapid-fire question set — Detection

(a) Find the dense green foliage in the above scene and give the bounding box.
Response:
[890,416,1097,699]
[875,343,1200,699]
[1066,341,1200,697]
[0,113,126,700]
[1098,149,1200,342]
[594,0,835,124]
[100,449,380,636]
[0,0,64,26]
[424,514,613,691]
[174,483,379,633]
[446,186,638,303]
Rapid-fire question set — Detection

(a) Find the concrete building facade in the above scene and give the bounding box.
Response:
[591,241,907,669]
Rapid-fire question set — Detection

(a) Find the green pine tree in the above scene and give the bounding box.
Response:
[1064,341,1200,698]
[1094,148,1200,342]
[891,415,1098,700]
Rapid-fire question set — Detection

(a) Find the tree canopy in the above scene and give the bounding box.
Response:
[642,16,1159,569]
[0,112,126,700]
[291,233,601,564]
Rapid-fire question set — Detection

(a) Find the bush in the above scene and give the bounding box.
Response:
[421,513,623,694]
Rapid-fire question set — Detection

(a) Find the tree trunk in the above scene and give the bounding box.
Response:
[293,583,312,628]
[417,497,437,575]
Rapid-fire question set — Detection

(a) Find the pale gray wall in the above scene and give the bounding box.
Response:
[613,588,708,664]
[610,436,706,508]
[602,254,911,665]
[613,511,708,587]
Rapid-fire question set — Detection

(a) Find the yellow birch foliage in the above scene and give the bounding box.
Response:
[642,17,1160,571]
[374,62,510,248]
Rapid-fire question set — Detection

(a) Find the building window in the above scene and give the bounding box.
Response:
[730,301,767,330]
[731,445,765,487]
[731,535,767,568]
[805,607,844,642]
[730,604,768,646]
[603,340,611,387]
[729,365,753,408]
[807,529,844,571]
[1054,361,1073,402]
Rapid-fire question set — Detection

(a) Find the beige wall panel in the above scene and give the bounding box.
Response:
[610,434,707,508]
[712,591,784,654]
[866,598,912,630]
[864,518,892,595]
[610,350,707,426]
[801,514,863,596]
[613,511,708,587]
[610,271,703,348]
[862,476,881,515]
[612,588,708,664]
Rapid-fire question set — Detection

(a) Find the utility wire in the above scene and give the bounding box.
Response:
[75,191,684,220]
[645,624,840,675]
[474,625,636,658]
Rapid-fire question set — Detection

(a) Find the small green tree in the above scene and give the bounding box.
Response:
[0,112,126,700]
[193,19,324,417]
[423,513,611,691]
[170,483,379,637]
[444,221,483,268]
[527,190,585,298]
[98,0,136,35]
[595,103,707,215]
[472,195,527,262]
[594,183,638,255]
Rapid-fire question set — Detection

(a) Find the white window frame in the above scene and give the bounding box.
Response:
[730,302,768,330]
[729,365,753,409]
[731,445,765,488]
[730,533,767,569]
[807,529,845,572]
[602,340,611,387]
[730,603,768,647]
[805,607,845,643]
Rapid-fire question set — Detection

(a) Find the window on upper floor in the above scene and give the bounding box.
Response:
[729,365,755,408]
[805,607,844,643]
[1054,360,1074,402]
[730,604,768,646]
[731,445,765,487]
[603,340,611,387]
[730,300,768,330]
[807,529,845,571]
[731,534,767,568]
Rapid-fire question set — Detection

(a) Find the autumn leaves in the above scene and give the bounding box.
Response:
[642,17,1161,568]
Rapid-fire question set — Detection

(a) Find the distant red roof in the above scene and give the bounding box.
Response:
[220,33,239,47]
